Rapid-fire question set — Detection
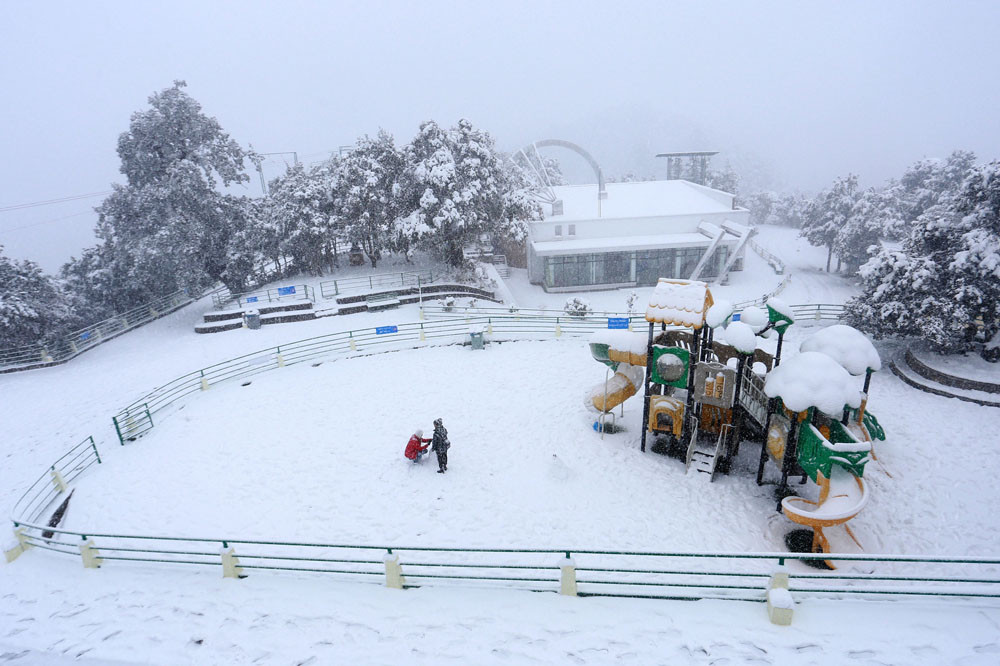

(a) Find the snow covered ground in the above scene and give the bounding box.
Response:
[2,236,1000,663]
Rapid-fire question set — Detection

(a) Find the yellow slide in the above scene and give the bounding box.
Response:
[781,464,869,568]
[589,366,642,412]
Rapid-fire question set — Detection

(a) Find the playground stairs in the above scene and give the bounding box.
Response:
[889,350,1000,408]
[491,255,510,278]
[688,439,718,476]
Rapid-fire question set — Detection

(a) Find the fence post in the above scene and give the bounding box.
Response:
[41,349,53,363]
[487,318,493,335]
[50,466,68,493]
[814,306,821,321]
[79,537,103,569]
[200,369,209,391]
[276,346,285,367]
[88,436,102,464]
[766,566,794,625]
[221,545,244,579]
[420,323,426,341]
[419,306,424,321]
[560,553,577,596]
[555,317,562,337]
[384,550,404,589]
[4,527,31,563]
[349,332,357,351]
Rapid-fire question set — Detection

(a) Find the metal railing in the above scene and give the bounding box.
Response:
[0,289,196,371]
[215,284,316,310]
[10,311,1000,603]
[319,270,434,299]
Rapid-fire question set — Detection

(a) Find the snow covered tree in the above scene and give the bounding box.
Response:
[269,163,337,275]
[800,174,859,271]
[898,150,976,225]
[512,151,565,188]
[0,246,72,348]
[71,81,250,310]
[834,188,888,275]
[335,131,402,268]
[844,160,1000,355]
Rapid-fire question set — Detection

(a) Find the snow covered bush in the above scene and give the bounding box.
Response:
[625,290,638,314]
[563,297,592,318]
[439,296,456,311]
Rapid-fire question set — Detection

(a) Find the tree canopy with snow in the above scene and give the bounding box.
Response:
[800,174,859,272]
[0,245,72,348]
[844,160,1000,355]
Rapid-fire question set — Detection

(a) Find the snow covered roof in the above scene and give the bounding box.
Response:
[645,279,714,328]
[800,325,882,375]
[764,351,863,416]
[530,232,715,256]
[539,180,738,222]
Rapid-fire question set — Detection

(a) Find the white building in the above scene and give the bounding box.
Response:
[526,180,752,291]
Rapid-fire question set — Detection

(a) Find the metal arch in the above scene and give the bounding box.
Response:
[529,139,607,201]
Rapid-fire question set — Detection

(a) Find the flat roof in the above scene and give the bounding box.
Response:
[538,180,736,222]
[531,232,731,257]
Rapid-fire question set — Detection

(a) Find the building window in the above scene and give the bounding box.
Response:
[568,224,576,236]
[554,225,562,237]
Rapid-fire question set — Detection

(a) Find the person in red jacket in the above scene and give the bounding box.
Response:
[404,429,432,463]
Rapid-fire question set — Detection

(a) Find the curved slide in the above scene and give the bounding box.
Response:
[781,464,868,568]
[588,363,644,413]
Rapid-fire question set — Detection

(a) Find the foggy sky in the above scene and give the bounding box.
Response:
[3,0,999,272]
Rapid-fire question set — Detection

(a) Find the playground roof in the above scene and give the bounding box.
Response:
[645,278,714,328]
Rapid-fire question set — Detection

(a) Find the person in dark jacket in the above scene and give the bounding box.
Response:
[431,418,450,473]
[404,429,431,463]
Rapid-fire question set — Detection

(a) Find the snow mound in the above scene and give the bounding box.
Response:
[705,300,734,329]
[645,279,712,328]
[764,351,862,415]
[589,330,647,356]
[739,305,769,333]
[800,324,881,375]
[768,587,794,609]
[721,321,757,354]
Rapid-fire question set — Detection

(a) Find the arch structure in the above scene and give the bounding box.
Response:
[516,139,607,214]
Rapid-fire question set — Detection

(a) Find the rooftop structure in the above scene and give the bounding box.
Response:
[526,179,752,292]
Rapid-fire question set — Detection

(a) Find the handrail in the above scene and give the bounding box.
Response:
[8,311,1000,603]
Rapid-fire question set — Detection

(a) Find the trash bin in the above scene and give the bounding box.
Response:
[244,309,261,330]
[469,330,485,350]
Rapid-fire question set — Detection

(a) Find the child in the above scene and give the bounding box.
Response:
[404,429,431,463]
[431,418,450,473]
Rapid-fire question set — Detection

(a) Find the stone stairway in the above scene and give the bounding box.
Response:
[889,349,1000,408]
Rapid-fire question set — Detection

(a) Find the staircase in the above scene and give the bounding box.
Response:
[889,350,1000,408]
[492,254,510,278]
[685,422,731,481]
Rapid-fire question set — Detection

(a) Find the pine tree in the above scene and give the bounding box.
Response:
[800,174,859,271]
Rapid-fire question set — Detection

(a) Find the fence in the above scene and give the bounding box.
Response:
[218,284,316,310]
[0,289,196,372]
[10,310,1000,604]
[319,269,434,299]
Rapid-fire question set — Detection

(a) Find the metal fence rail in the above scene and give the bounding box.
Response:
[0,289,196,371]
[319,270,435,299]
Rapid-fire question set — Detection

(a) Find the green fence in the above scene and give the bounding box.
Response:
[319,269,435,299]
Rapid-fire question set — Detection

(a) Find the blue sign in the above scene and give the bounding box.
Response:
[277,286,296,296]
[80,331,92,341]
[376,325,398,335]
[607,317,630,329]
[245,296,258,303]
[732,313,741,321]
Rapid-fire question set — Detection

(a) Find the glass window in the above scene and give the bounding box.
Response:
[554,225,562,236]
[568,224,576,236]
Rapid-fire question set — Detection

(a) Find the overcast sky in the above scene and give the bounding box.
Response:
[2,0,999,272]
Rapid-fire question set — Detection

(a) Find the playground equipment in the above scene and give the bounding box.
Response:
[599,278,888,563]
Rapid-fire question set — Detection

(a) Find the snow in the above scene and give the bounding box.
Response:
[645,279,712,328]
[767,586,794,609]
[721,321,757,354]
[540,180,735,222]
[800,324,882,375]
[589,329,647,356]
[740,305,769,333]
[764,351,862,415]
[911,348,1000,384]
[531,231,716,255]
[5,252,1000,662]
[705,299,734,329]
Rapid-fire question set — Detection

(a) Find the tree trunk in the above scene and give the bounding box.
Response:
[826,245,833,272]
[836,256,842,273]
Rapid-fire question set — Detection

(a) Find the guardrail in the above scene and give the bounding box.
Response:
[10,309,1000,605]
[0,289,197,372]
[319,269,434,299]
[215,284,316,310]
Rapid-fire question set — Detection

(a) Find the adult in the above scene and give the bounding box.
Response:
[431,418,450,473]
[404,429,431,463]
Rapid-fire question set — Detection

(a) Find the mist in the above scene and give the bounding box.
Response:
[2,0,999,271]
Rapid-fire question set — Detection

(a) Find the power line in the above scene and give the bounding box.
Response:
[0,210,95,234]
[0,190,112,214]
